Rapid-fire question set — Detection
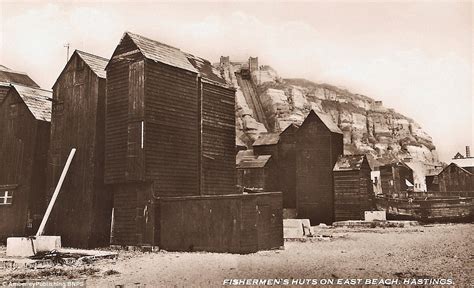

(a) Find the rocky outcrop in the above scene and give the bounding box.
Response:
[218,60,439,166]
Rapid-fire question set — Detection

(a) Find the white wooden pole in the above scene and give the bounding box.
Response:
[36,148,76,236]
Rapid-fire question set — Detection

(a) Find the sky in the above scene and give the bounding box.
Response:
[0,0,472,162]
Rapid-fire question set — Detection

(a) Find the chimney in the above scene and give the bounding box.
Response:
[466,146,471,158]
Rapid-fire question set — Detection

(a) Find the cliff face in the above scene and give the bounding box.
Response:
[219,60,439,167]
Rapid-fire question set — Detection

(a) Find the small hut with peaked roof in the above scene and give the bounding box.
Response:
[333,154,373,221]
[0,84,51,241]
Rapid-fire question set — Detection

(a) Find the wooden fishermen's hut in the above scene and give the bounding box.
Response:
[277,123,298,209]
[296,109,343,225]
[105,32,282,253]
[333,154,373,221]
[0,84,51,241]
[237,154,278,192]
[47,50,111,248]
[0,65,40,102]
[438,163,473,193]
[379,161,414,197]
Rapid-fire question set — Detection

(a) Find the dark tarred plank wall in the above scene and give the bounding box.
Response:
[48,55,111,248]
[278,127,297,208]
[201,82,236,195]
[438,165,474,192]
[296,114,343,225]
[145,60,199,196]
[105,35,143,184]
[0,91,45,241]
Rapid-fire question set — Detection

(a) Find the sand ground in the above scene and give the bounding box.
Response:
[0,223,472,287]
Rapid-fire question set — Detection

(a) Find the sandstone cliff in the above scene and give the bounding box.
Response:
[218,59,439,167]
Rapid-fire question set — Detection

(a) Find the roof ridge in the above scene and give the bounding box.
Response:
[76,49,109,62]
[11,83,52,94]
[125,31,181,51]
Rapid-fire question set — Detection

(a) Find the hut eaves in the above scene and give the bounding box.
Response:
[333,155,366,171]
[253,133,280,146]
[237,155,272,169]
[10,84,52,122]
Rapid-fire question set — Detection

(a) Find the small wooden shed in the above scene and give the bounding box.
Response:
[333,154,373,221]
[0,84,51,241]
[47,50,111,248]
[379,161,414,196]
[237,154,277,192]
[296,109,343,225]
[438,163,473,193]
[252,132,280,159]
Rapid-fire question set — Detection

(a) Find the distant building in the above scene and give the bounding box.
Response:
[438,163,473,193]
[379,161,414,196]
[451,146,474,173]
[296,110,343,225]
[333,155,373,221]
[0,84,51,241]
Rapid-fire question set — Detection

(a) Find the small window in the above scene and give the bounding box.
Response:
[0,190,13,205]
[9,103,18,118]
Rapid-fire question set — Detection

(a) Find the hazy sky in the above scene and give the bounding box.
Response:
[0,1,472,162]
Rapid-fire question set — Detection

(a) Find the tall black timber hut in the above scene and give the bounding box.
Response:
[252,123,299,208]
[105,32,282,253]
[296,110,343,225]
[47,50,111,248]
[0,84,51,241]
[333,154,373,221]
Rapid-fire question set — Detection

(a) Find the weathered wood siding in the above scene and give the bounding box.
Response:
[278,125,297,208]
[0,91,49,241]
[334,161,373,221]
[156,193,282,253]
[296,113,343,225]
[438,164,473,192]
[144,60,199,196]
[105,34,144,184]
[48,54,111,248]
[380,164,413,196]
[200,82,236,195]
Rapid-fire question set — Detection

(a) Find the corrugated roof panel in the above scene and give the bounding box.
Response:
[11,84,52,122]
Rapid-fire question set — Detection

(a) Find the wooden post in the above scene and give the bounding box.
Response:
[36,148,76,236]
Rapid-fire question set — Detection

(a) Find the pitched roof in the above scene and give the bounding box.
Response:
[124,32,197,73]
[76,50,108,79]
[451,157,474,169]
[441,162,473,176]
[185,53,227,85]
[237,155,272,169]
[312,109,342,134]
[10,84,52,122]
[333,154,368,171]
[236,150,255,165]
[253,133,280,146]
[0,65,40,88]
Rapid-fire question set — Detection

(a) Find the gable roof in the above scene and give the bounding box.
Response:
[76,50,108,79]
[451,157,474,169]
[0,65,40,88]
[253,132,280,147]
[453,152,465,159]
[333,154,369,171]
[236,150,255,165]
[441,162,473,176]
[124,32,198,73]
[237,155,272,169]
[10,84,52,122]
[380,160,413,171]
[301,109,342,134]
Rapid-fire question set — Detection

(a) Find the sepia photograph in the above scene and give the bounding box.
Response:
[0,0,472,287]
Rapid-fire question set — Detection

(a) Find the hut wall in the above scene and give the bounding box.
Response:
[253,145,278,160]
[105,35,145,184]
[200,82,236,195]
[278,127,297,208]
[380,165,413,196]
[144,60,200,196]
[156,192,282,253]
[0,92,48,241]
[333,163,373,221]
[48,55,111,248]
[438,165,473,192]
[296,117,343,225]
